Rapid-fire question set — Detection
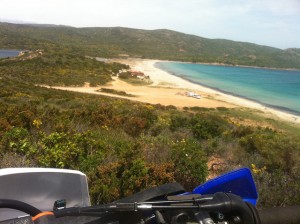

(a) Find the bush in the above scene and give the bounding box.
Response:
[2,127,37,157]
[88,159,176,204]
[254,168,300,208]
[239,132,300,172]
[171,138,208,190]
[190,114,227,140]
[170,113,189,131]
[122,105,157,137]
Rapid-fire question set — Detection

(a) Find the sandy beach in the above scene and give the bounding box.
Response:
[49,58,300,124]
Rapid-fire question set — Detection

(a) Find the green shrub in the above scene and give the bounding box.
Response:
[239,131,300,172]
[190,114,227,140]
[171,138,208,190]
[88,159,176,204]
[254,168,300,208]
[170,113,189,131]
[2,127,37,157]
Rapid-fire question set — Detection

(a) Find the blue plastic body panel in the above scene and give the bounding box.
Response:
[192,168,258,205]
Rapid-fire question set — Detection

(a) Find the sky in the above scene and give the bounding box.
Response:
[1,0,300,49]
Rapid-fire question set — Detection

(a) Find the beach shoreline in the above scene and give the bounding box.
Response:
[49,58,300,124]
[164,60,300,72]
[155,61,300,117]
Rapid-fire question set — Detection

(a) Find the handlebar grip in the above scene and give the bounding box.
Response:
[258,205,300,224]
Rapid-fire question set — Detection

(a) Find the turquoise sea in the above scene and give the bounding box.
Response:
[156,62,300,115]
[0,49,21,58]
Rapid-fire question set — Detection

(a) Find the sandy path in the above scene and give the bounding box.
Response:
[51,77,234,108]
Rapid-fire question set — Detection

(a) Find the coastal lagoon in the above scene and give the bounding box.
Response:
[156,62,300,115]
[0,49,21,58]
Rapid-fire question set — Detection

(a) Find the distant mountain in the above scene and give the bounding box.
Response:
[286,48,300,56]
[1,22,300,69]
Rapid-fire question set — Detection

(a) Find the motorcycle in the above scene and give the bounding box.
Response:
[0,167,299,224]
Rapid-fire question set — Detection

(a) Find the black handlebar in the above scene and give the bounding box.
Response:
[54,192,300,224]
[54,192,261,224]
[258,205,300,224]
[1,196,299,224]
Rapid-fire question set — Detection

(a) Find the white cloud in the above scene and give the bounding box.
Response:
[260,0,300,15]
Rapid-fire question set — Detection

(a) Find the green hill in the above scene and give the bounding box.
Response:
[1,22,300,69]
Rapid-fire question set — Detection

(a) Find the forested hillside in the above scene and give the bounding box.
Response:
[0,51,299,207]
[1,22,300,69]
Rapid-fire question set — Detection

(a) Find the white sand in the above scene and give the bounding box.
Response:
[47,58,300,124]
[114,58,300,124]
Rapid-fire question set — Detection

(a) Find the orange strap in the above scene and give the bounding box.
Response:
[32,211,54,221]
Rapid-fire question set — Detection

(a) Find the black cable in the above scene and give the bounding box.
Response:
[140,196,213,205]
[0,199,41,216]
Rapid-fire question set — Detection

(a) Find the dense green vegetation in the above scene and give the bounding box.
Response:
[0,51,299,208]
[1,22,300,69]
[0,51,128,86]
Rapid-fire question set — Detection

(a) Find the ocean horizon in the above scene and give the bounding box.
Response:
[156,62,300,115]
